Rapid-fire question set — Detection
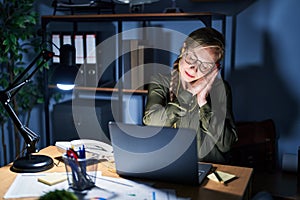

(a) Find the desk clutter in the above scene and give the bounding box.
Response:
[2,145,252,200]
[55,139,115,163]
[63,146,99,191]
[4,172,183,199]
[4,142,187,199]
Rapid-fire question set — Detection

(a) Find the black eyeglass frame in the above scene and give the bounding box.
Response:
[183,51,219,74]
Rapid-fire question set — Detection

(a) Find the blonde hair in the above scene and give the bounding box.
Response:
[169,27,225,102]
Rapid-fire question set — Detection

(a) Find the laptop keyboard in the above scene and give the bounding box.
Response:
[198,170,204,176]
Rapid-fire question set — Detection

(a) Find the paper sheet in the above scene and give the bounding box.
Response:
[4,173,69,199]
[4,172,178,200]
[207,170,236,183]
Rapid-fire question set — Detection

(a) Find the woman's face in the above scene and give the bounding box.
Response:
[179,45,219,83]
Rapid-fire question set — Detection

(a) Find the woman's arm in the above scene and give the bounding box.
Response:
[143,74,191,127]
[200,80,238,153]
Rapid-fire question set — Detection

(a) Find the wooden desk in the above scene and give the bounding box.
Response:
[0,146,253,200]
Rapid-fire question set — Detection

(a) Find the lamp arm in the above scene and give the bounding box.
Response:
[8,50,55,98]
[0,49,54,154]
[0,96,39,153]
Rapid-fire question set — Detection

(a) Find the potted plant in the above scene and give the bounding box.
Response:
[0,0,47,165]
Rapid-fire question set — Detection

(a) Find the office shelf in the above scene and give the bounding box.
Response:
[41,12,225,145]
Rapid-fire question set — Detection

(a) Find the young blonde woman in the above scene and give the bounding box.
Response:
[143,27,238,164]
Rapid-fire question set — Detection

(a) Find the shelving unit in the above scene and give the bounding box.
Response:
[41,12,226,145]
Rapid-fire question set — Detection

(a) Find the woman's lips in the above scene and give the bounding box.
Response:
[185,71,195,79]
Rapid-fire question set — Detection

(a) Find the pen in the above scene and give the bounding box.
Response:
[79,145,86,159]
[79,145,87,176]
[213,171,224,184]
[152,191,156,200]
[96,177,133,187]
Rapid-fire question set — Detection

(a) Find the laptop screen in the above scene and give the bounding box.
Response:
[108,122,210,185]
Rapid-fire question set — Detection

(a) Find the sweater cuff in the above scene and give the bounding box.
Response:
[199,103,213,121]
[176,90,193,107]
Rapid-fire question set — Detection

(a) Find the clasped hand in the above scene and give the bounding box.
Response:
[184,67,220,107]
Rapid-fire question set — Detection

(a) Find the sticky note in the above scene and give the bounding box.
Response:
[38,173,67,186]
[207,170,236,183]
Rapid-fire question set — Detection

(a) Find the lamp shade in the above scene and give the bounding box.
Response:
[51,44,78,90]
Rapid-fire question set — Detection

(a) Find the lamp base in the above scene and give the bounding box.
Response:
[10,154,54,173]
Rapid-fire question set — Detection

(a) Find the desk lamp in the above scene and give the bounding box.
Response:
[0,49,55,172]
[0,44,76,172]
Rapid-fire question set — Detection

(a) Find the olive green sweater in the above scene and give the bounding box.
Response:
[143,73,238,164]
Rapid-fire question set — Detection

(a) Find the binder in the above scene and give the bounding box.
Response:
[85,33,98,87]
[52,34,60,63]
[130,40,140,90]
[141,43,155,90]
[137,44,145,90]
[63,34,72,45]
[122,39,139,89]
[74,34,84,65]
[74,34,85,86]
[85,34,97,64]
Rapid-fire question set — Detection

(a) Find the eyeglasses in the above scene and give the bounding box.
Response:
[183,51,217,74]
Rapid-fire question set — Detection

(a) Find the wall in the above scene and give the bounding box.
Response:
[228,0,300,167]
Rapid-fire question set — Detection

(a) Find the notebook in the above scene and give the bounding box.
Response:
[108,122,212,185]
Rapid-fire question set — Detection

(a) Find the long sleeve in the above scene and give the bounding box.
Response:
[143,73,188,127]
[198,81,238,163]
[143,73,238,163]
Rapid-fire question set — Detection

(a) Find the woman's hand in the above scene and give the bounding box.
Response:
[185,67,220,107]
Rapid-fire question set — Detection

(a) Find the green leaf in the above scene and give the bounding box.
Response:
[26,15,37,25]
[9,34,17,45]
[37,98,44,104]
[3,39,9,46]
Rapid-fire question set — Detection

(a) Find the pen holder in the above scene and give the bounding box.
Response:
[63,153,99,191]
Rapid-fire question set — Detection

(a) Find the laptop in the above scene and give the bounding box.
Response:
[108,121,212,185]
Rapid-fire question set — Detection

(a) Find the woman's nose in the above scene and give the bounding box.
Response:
[189,64,198,72]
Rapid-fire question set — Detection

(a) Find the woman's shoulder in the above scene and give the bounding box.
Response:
[213,78,232,94]
[150,72,171,86]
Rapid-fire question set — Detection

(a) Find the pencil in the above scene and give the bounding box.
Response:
[213,171,224,184]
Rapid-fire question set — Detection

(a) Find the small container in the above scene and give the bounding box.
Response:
[63,153,99,191]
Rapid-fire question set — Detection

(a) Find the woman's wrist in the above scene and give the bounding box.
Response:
[197,92,208,107]
[198,99,207,107]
